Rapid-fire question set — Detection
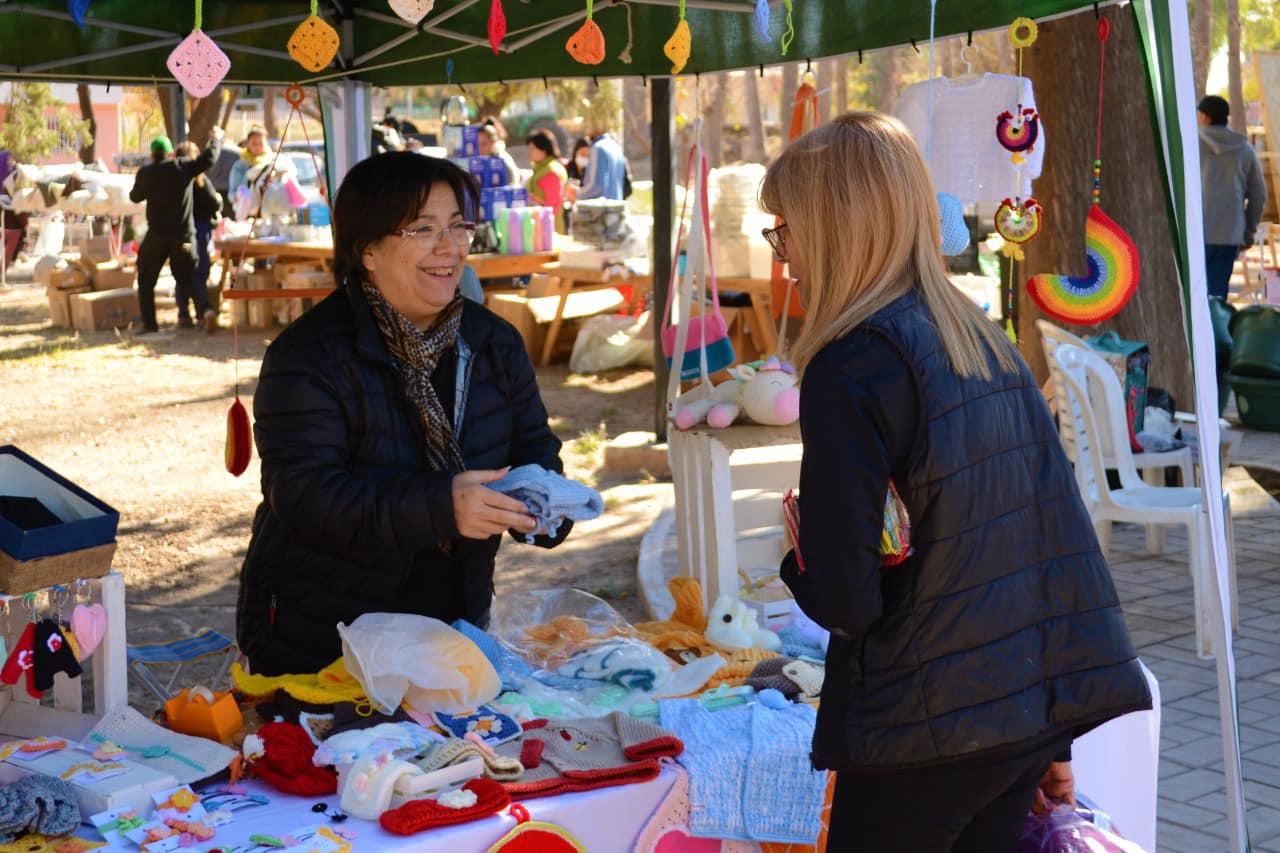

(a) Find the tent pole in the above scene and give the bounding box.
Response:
[651,78,674,440]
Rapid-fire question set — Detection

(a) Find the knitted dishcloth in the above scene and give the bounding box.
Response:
[379,778,510,836]
[90,704,236,785]
[0,775,80,842]
[414,737,525,782]
[496,712,682,800]
[658,699,826,844]
[232,659,368,706]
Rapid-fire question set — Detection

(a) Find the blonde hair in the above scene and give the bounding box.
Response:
[760,112,1020,379]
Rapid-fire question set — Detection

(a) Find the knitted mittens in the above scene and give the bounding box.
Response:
[379,778,509,836]
[0,623,38,699]
[0,775,81,842]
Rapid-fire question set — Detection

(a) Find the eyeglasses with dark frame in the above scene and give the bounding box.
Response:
[761,222,789,261]
[396,221,479,248]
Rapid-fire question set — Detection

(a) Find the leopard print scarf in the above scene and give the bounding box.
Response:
[362,282,466,473]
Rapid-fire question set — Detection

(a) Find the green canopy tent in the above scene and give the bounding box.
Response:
[0,2,1248,847]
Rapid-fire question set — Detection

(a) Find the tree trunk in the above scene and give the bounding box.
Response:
[834,56,848,116]
[75,84,97,164]
[263,86,279,140]
[1192,0,1213,97]
[702,72,727,168]
[1019,9,1193,409]
[187,89,223,147]
[1226,0,1245,132]
[744,70,767,163]
[623,77,651,179]
[780,62,799,134]
[220,86,239,130]
[158,85,177,141]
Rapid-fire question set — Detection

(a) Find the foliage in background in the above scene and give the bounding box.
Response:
[0,83,91,164]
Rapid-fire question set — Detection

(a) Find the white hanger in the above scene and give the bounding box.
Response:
[952,44,983,83]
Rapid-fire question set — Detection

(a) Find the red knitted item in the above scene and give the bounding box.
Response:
[251,722,338,796]
[624,735,684,762]
[519,740,545,769]
[380,778,511,836]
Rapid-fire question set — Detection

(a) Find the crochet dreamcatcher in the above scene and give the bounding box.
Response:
[1025,15,1140,326]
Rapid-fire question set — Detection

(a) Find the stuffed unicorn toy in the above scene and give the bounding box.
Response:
[673,357,800,430]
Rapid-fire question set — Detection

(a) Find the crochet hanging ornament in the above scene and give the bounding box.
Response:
[753,0,770,41]
[166,0,231,99]
[288,0,341,73]
[485,805,587,853]
[566,0,606,65]
[664,0,692,75]
[1026,17,1140,326]
[996,18,1042,165]
[488,0,506,54]
[68,0,91,28]
[388,0,435,24]
[995,197,1043,261]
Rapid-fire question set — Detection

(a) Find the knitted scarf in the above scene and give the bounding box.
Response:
[362,282,466,474]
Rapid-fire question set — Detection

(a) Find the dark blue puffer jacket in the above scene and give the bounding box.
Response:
[782,290,1150,771]
[237,279,567,676]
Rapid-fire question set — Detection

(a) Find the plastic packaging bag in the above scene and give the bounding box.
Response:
[490,588,640,671]
[569,310,654,374]
[1019,805,1147,853]
[337,612,500,715]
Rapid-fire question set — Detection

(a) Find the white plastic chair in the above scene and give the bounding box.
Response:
[1038,320,1194,555]
[1054,343,1235,659]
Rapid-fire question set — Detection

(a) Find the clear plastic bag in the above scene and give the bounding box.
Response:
[337,612,500,715]
[1019,805,1147,853]
[490,588,640,671]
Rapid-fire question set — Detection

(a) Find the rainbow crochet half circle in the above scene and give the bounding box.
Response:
[1026,205,1139,326]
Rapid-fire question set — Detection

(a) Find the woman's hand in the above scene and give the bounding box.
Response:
[1032,761,1076,815]
[452,469,537,540]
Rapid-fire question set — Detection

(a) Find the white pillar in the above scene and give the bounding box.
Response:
[320,80,372,199]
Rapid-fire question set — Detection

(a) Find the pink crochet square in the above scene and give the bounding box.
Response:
[166,30,231,99]
[388,0,435,24]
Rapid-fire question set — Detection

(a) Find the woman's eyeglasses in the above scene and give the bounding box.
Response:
[397,221,478,248]
[761,222,789,261]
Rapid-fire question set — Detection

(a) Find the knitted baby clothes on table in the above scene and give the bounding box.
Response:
[414,737,524,782]
[485,464,603,542]
[496,712,682,800]
[658,699,826,845]
[250,722,338,796]
[379,778,510,835]
[745,657,801,699]
[0,775,80,842]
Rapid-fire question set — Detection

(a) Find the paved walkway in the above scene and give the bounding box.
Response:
[1110,452,1280,853]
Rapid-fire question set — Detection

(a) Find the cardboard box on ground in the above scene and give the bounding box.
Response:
[233,270,277,329]
[45,284,93,328]
[70,288,140,332]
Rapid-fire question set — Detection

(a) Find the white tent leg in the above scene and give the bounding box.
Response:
[320,80,372,201]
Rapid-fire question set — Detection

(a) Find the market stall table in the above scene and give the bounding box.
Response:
[533,263,652,366]
[72,768,676,851]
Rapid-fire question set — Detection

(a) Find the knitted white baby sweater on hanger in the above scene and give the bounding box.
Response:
[894,73,1046,206]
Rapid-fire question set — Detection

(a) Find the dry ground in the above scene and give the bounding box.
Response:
[0,282,666,709]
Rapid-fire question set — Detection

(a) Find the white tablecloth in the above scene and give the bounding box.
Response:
[84,769,676,852]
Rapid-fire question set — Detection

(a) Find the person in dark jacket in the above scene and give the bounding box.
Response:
[760,113,1151,852]
[237,152,569,676]
[128,129,222,335]
[177,141,221,333]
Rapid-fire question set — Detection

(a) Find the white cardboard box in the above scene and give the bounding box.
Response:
[0,746,178,816]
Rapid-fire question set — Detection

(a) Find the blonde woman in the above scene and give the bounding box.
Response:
[763,113,1150,851]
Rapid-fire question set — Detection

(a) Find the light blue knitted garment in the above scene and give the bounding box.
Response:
[776,627,826,663]
[485,464,604,542]
[658,699,826,844]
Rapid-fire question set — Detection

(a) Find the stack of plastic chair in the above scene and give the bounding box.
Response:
[1038,319,1194,555]
[1227,304,1280,431]
[1054,343,1235,659]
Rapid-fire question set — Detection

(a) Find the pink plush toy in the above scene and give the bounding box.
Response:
[673,358,800,430]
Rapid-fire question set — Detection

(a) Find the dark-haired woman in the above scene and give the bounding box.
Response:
[237,152,569,676]
[525,131,568,233]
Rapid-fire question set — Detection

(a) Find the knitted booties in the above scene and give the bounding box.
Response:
[0,775,80,842]
[380,778,510,836]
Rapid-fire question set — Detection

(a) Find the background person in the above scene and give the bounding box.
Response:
[176,141,222,333]
[228,125,295,218]
[525,130,568,232]
[237,153,570,676]
[128,129,222,336]
[478,121,520,186]
[577,125,629,201]
[761,112,1150,852]
[1197,94,1267,300]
